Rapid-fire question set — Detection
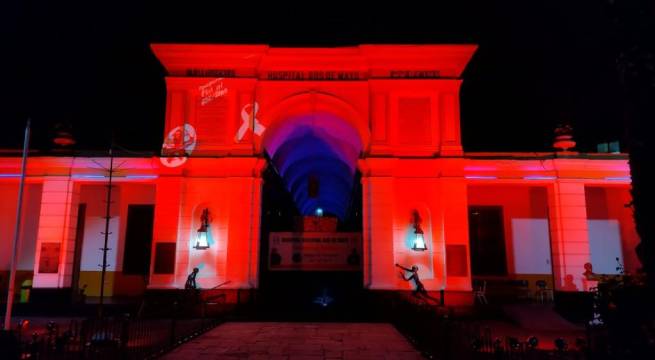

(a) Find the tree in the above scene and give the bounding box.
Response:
[608,0,655,291]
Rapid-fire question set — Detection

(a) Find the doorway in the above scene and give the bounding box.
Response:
[468,206,508,276]
[258,159,363,319]
[118,204,155,296]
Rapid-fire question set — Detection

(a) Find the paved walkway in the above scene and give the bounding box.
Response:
[503,304,583,331]
[162,322,424,360]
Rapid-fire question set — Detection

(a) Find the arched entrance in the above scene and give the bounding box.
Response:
[147,44,479,303]
[257,109,365,319]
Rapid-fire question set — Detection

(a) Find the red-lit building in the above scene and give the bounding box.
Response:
[0,45,637,303]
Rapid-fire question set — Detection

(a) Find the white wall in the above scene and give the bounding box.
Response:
[79,185,121,271]
[512,218,552,274]
[78,183,156,272]
[80,217,120,271]
[588,219,623,274]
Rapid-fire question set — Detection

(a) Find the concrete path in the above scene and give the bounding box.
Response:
[162,322,424,360]
[502,304,584,331]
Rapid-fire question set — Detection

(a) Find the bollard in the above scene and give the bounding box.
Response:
[120,314,130,357]
[19,280,32,303]
[170,301,178,346]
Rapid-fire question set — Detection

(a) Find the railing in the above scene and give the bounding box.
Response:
[1,293,233,360]
[384,293,598,360]
[7,317,221,360]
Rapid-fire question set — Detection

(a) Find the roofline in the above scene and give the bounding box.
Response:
[150,43,478,79]
[464,152,629,160]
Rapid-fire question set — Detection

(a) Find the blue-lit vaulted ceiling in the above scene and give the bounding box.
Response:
[263,113,362,220]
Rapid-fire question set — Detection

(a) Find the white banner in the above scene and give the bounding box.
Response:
[268,232,361,271]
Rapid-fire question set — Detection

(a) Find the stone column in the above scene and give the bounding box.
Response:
[32,176,80,288]
[361,175,395,289]
[247,176,263,287]
[547,181,591,291]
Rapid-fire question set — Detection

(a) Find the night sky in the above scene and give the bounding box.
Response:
[1,1,626,153]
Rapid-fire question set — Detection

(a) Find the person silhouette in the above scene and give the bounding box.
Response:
[184,267,201,304]
[583,262,595,279]
[582,263,598,291]
[562,274,579,291]
[185,267,199,290]
[270,248,282,266]
[396,263,439,304]
[347,248,360,266]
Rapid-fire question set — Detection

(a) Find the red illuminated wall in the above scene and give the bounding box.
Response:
[585,186,640,274]
[0,45,638,299]
[0,157,161,293]
[468,185,548,276]
[75,183,156,297]
[0,183,42,293]
[359,159,471,292]
[148,158,265,290]
[152,45,474,158]
[150,45,477,292]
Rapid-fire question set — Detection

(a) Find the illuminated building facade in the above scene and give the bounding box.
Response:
[0,45,638,303]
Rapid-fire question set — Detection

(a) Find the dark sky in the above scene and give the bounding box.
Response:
[1,0,625,153]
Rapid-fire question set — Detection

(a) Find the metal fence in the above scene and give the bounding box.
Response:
[11,316,220,360]
[2,297,229,360]
[385,294,600,360]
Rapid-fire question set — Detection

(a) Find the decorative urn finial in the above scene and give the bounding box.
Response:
[553,123,576,152]
[53,122,76,147]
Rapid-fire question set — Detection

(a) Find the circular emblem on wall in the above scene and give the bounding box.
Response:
[160,124,197,168]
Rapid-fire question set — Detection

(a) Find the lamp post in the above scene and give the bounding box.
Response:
[98,146,114,319]
[3,119,30,330]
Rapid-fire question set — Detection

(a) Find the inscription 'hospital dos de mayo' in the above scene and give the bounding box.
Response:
[183,68,443,80]
[266,71,363,80]
[264,70,441,80]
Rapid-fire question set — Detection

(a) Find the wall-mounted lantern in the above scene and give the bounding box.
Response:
[194,208,211,250]
[412,210,427,251]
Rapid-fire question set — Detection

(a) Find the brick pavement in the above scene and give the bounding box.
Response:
[162,322,424,359]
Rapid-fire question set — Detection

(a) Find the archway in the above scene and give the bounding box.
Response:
[257,110,365,319]
[263,112,362,219]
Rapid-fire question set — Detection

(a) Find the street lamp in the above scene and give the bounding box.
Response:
[411,210,427,251]
[194,208,210,250]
